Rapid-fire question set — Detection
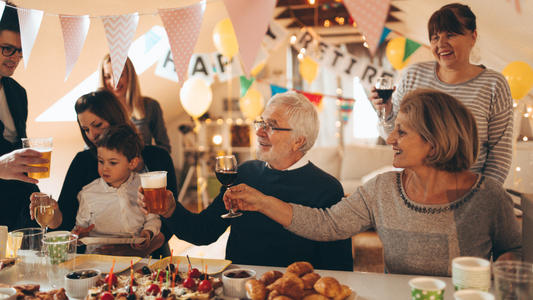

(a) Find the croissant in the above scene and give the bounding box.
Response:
[332,285,352,300]
[246,280,267,300]
[286,262,314,277]
[313,277,341,298]
[271,272,305,300]
[260,270,284,286]
[301,273,321,290]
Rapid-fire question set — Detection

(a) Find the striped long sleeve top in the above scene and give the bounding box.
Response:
[377,61,513,184]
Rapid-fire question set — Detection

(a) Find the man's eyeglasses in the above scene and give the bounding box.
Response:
[253,120,292,134]
[1,46,23,57]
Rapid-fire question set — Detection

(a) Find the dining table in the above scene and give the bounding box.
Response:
[0,257,498,300]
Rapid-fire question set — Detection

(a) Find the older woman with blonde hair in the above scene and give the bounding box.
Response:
[98,54,171,153]
[225,88,521,276]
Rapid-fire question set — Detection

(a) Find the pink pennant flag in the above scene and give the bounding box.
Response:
[343,0,390,57]
[17,7,44,69]
[102,13,139,89]
[223,0,276,78]
[159,1,206,86]
[59,15,90,81]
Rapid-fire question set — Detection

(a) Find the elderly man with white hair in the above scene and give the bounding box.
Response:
[138,91,353,271]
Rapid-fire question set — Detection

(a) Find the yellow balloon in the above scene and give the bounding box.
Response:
[239,88,264,119]
[502,61,533,100]
[212,19,239,59]
[179,78,213,118]
[299,57,319,85]
[386,37,411,70]
[251,61,266,77]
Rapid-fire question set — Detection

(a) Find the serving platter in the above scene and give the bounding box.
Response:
[150,256,232,275]
[60,254,142,273]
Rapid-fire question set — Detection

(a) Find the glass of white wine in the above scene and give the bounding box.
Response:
[34,194,54,234]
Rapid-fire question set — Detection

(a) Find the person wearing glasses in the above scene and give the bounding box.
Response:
[0,2,44,230]
[137,91,353,271]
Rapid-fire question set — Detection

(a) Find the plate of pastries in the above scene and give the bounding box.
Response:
[246,262,356,300]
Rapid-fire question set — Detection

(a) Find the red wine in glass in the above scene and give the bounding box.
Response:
[216,155,242,218]
[375,77,394,127]
[376,89,394,104]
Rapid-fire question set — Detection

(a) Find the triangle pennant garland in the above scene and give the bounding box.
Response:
[343,0,390,57]
[270,84,288,97]
[102,13,139,89]
[223,0,277,77]
[239,75,255,97]
[379,27,391,46]
[59,15,90,81]
[144,28,162,54]
[0,2,6,22]
[159,0,206,86]
[339,98,356,123]
[298,90,324,108]
[403,38,422,62]
[17,7,44,69]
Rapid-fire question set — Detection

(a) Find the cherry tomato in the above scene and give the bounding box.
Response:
[152,270,165,281]
[183,278,196,289]
[146,284,160,295]
[104,274,118,286]
[188,268,201,278]
[197,280,212,293]
[101,292,114,300]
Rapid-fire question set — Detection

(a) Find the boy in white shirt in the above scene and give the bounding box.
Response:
[72,124,160,254]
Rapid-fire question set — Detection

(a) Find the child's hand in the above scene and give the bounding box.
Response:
[131,230,151,250]
[72,224,95,241]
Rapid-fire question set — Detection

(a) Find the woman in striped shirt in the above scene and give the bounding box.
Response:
[371,3,513,185]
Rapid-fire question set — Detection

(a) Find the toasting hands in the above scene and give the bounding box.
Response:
[0,149,49,184]
[137,186,176,218]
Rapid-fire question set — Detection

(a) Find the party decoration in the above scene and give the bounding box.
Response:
[223,0,276,77]
[298,90,324,108]
[403,39,421,62]
[17,7,44,69]
[270,84,288,97]
[144,28,162,53]
[59,15,90,81]
[239,75,255,97]
[343,0,391,57]
[0,2,6,21]
[379,27,391,46]
[251,61,266,77]
[180,78,213,118]
[299,56,319,85]
[386,37,410,70]
[212,19,239,58]
[239,88,264,119]
[502,61,533,100]
[102,13,139,89]
[340,98,356,123]
[159,1,206,86]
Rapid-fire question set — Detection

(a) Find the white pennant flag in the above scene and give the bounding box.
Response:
[17,7,44,69]
[102,13,139,89]
[0,2,6,21]
[59,15,90,81]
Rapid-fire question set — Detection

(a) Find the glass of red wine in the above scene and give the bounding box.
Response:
[216,155,242,218]
[375,77,394,127]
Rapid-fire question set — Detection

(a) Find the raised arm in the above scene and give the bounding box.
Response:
[0,148,49,183]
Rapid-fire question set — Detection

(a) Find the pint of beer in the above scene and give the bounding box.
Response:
[139,171,167,214]
[21,137,53,179]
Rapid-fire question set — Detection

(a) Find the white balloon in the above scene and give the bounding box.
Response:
[179,78,213,118]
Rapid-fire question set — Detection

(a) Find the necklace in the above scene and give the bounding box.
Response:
[398,173,484,214]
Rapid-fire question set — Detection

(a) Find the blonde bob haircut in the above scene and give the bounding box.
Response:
[97,54,147,119]
[399,88,479,172]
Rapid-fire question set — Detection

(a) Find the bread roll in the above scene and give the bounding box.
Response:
[332,284,352,300]
[272,296,294,300]
[286,262,314,277]
[271,272,304,300]
[302,294,329,300]
[245,280,267,300]
[260,270,284,286]
[268,290,280,300]
[313,277,341,298]
[301,273,321,290]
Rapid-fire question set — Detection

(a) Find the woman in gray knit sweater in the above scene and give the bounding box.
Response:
[224,89,521,276]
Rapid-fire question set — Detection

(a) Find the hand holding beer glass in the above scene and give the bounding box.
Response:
[139,171,168,214]
[21,137,53,179]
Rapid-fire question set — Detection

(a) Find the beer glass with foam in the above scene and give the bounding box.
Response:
[139,171,167,214]
[21,137,53,179]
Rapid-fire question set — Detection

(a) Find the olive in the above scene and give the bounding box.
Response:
[162,289,170,298]
[141,266,151,275]
[67,272,79,279]
[126,294,136,300]
[81,271,89,277]
[80,276,88,279]
[102,283,110,291]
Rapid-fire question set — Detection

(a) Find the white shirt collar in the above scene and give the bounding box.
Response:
[265,153,309,171]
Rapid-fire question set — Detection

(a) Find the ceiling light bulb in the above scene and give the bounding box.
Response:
[324,20,330,27]
[309,0,315,4]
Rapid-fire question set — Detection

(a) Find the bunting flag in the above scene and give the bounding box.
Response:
[144,28,162,53]
[297,90,324,108]
[270,84,288,97]
[223,0,277,77]
[0,2,5,21]
[379,27,391,46]
[343,0,390,57]
[340,98,356,123]
[239,75,255,97]
[102,13,139,89]
[59,15,90,81]
[159,1,205,85]
[403,38,422,62]
[17,7,44,69]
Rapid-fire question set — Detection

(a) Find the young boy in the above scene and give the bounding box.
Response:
[72,124,160,254]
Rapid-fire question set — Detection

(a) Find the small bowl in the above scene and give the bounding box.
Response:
[0,287,17,300]
[222,268,256,298]
[65,269,102,298]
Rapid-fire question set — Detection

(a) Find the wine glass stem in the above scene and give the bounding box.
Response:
[381,107,387,122]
